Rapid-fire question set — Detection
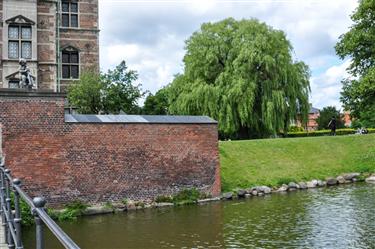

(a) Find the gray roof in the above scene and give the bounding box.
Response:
[309,107,320,114]
[65,114,217,124]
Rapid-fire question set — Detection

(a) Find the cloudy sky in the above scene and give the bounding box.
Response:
[99,0,358,109]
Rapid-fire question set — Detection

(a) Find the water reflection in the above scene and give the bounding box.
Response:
[222,191,312,248]
[304,185,375,248]
[23,183,375,249]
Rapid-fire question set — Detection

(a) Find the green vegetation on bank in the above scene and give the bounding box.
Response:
[286,128,375,137]
[19,200,89,227]
[155,188,210,205]
[220,134,375,191]
[49,201,89,222]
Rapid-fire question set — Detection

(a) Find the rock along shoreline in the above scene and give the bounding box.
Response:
[75,172,375,216]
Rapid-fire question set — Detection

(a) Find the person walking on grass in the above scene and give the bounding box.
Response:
[328,116,337,136]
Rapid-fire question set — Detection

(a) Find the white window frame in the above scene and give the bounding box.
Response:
[8,25,32,59]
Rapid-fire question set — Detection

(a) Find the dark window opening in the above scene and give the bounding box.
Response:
[62,2,69,12]
[71,3,78,13]
[61,1,79,28]
[62,14,70,27]
[62,50,79,79]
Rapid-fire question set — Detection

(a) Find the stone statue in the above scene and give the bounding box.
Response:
[19,58,34,89]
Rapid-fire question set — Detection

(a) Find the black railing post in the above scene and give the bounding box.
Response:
[12,179,23,249]
[4,169,15,249]
[0,161,80,249]
[33,197,46,249]
[0,164,7,245]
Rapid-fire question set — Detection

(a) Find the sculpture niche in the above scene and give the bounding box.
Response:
[19,58,35,89]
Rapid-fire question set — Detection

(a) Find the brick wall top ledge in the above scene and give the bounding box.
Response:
[65,114,218,124]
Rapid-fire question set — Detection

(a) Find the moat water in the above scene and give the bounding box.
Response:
[23,183,375,249]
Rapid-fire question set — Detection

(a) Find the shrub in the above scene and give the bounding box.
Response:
[288,126,304,132]
[172,188,201,205]
[55,200,89,221]
[65,200,89,213]
[10,193,34,226]
[287,128,375,138]
[198,192,211,199]
[104,201,114,210]
[155,195,173,203]
[121,198,129,205]
[20,199,34,226]
[286,128,356,138]
[134,201,145,208]
[14,198,91,224]
[55,209,81,221]
[351,119,362,129]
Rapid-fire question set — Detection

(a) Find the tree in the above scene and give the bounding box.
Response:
[68,61,144,114]
[167,18,311,138]
[142,87,169,115]
[340,69,375,127]
[67,71,103,114]
[336,0,375,127]
[336,0,375,77]
[316,106,345,130]
[102,61,145,114]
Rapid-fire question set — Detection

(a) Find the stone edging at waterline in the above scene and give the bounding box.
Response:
[78,173,375,216]
[220,173,375,200]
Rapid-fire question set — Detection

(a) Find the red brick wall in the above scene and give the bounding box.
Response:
[307,113,319,131]
[296,112,320,131]
[0,92,220,206]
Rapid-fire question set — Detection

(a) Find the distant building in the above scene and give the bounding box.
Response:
[293,106,320,131]
[343,111,352,127]
[306,107,320,131]
[0,0,99,92]
[294,107,353,131]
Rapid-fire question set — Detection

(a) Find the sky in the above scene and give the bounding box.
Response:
[98,0,358,109]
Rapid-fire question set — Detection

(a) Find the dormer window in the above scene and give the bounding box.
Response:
[62,0,78,28]
[8,25,32,59]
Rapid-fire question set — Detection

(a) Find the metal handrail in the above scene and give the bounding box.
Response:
[0,157,80,249]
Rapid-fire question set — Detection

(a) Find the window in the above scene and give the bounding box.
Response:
[8,25,32,59]
[62,49,79,79]
[62,1,78,28]
[8,80,20,89]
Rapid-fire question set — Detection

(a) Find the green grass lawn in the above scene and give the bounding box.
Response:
[220,134,375,191]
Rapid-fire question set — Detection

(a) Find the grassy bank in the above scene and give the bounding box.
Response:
[220,134,375,191]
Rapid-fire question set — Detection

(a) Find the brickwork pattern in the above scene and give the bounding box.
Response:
[0,95,221,206]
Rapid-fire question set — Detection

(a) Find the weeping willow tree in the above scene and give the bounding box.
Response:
[168,18,311,139]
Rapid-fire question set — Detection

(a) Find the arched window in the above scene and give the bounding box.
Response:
[62,47,79,79]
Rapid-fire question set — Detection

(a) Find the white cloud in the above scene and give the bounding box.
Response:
[310,60,351,109]
[188,0,217,15]
[99,0,359,106]
[101,34,185,94]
